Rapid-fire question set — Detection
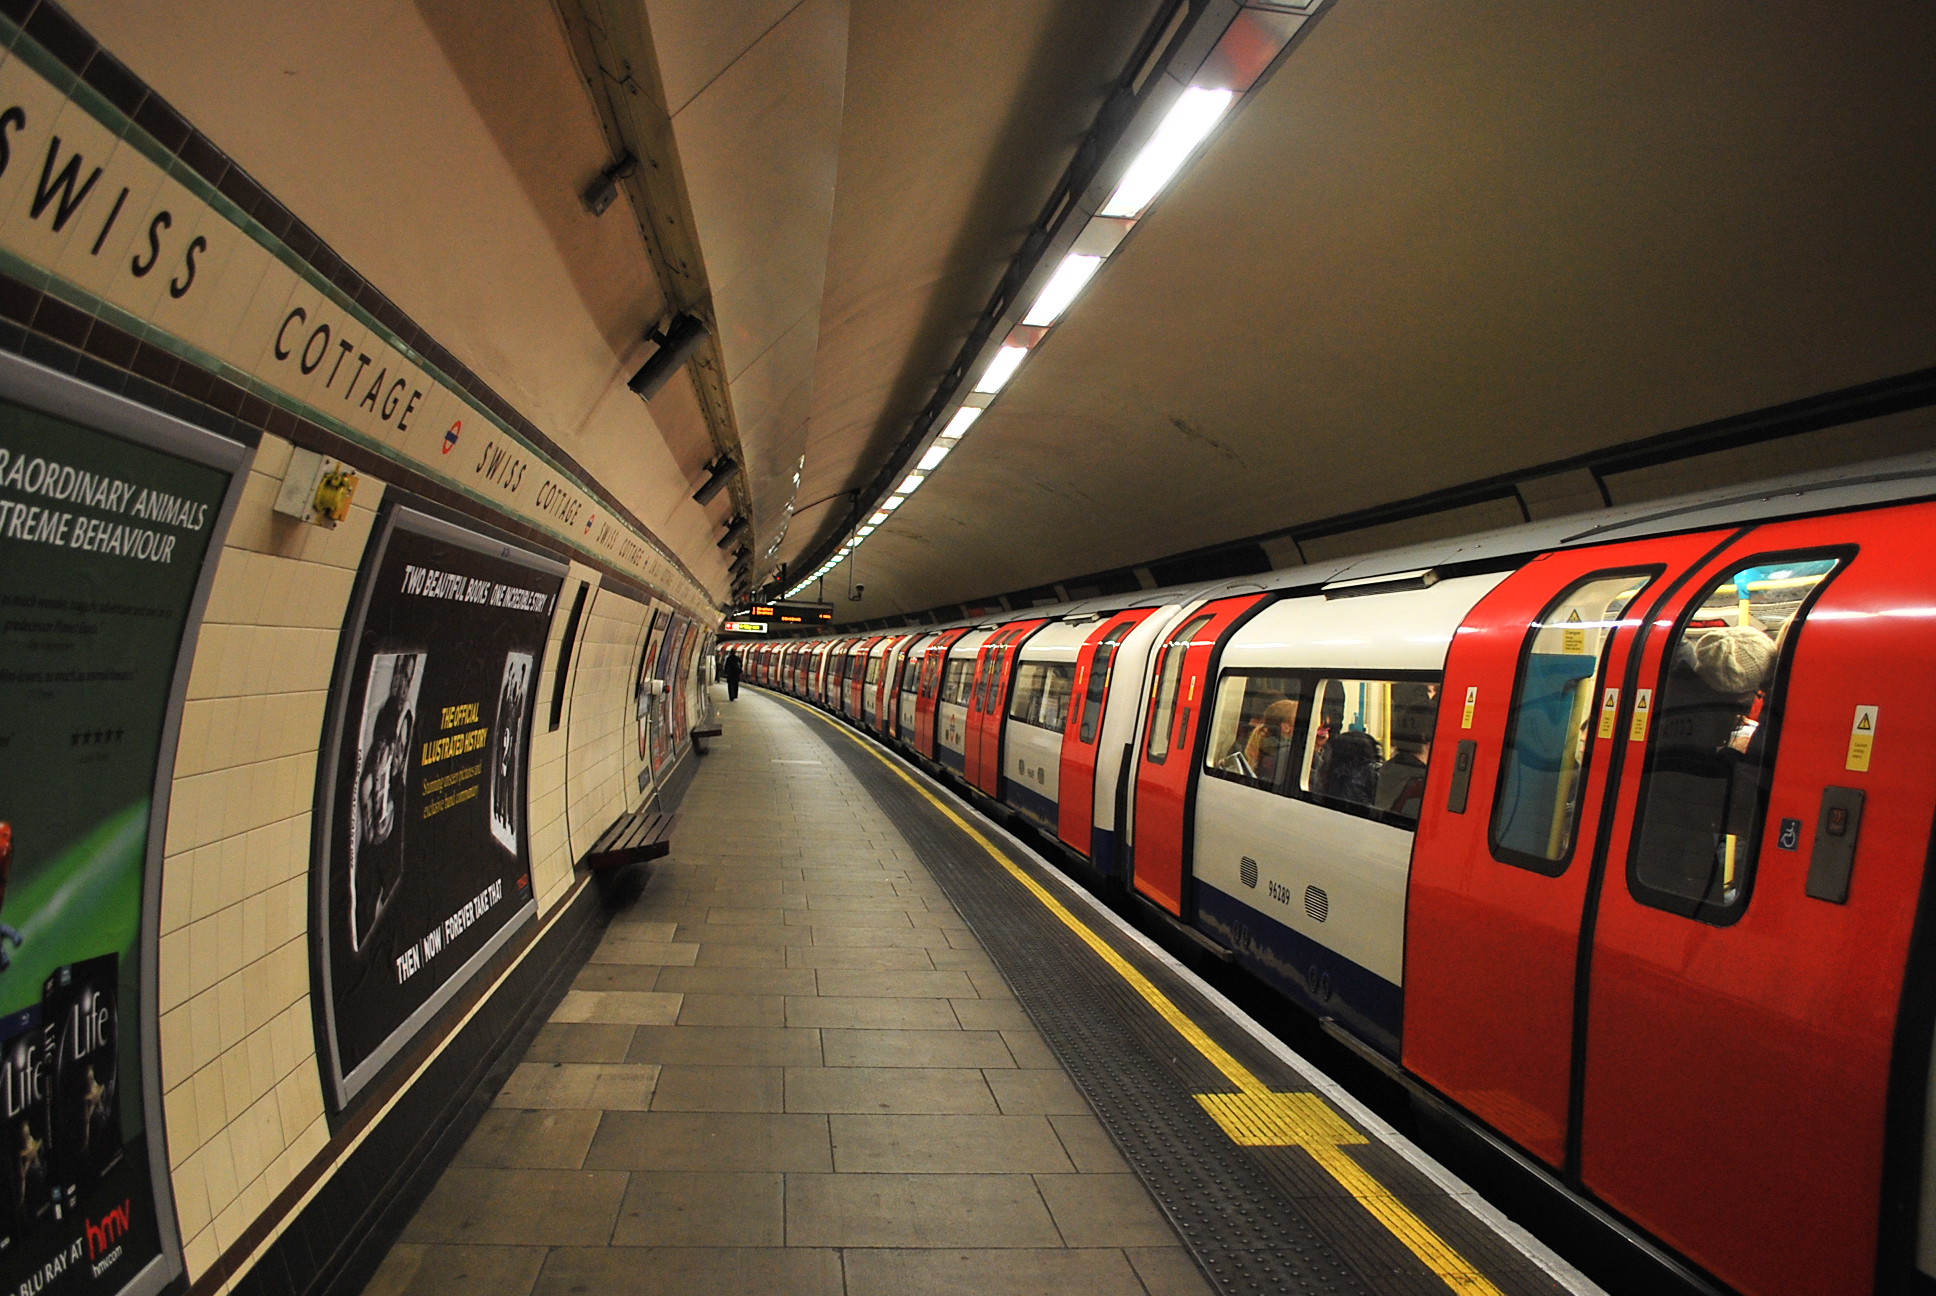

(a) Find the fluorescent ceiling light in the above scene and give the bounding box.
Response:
[1099,87,1235,218]
[869,510,889,525]
[974,345,1028,394]
[918,444,950,471]
[898,473,924,494]
[1023,253,1104,327]
[858,525,875,536]
[883,495,906,510]
[939,407,981,440]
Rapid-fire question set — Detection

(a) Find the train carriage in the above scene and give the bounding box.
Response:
[748,452,1936,1296]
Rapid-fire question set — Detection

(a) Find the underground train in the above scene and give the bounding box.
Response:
[734,452,1936,1296]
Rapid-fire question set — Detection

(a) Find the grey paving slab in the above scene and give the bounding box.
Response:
[1128,1247,1222,1296]
[784,994,962,1030]
[626,1025,824,1067]
[986,1069,1093,1115]
[1035,1172,1183,1248]
[570,963,661,993]
[523,1023,635,1064]
[815,968,979,998]
[651,964,820,996]
[401,1169,627,1247]
[494,1062,660,1111]
[1050,1113,1135,1173]
[784,1173,1064,1248]
[649,1064,785,1113]
[821,1028,1018,1069]
[784,944,937,970]
[611,1172,785,1246]
[584,1111,833,1172]
[361,1244,548,1296]
[675,992,786,1027]
[453,1109,602,1170]
[550,989,683,1025]
[950,998,1035,1031]
[785,1066,998,1114]
[531,1247,844,1296]
[842,1247,1151,1296]
[830,1114,1076,1173]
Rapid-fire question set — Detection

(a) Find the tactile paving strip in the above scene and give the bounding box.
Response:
[792,705,1577,1296]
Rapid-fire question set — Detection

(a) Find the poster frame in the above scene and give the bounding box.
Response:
[310,499,565,1113]
[0,347,253,1296]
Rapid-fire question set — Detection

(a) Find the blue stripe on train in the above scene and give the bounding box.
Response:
[1193,883,1402,1061]
[936,742,965,772]
[1003,779,1059,833]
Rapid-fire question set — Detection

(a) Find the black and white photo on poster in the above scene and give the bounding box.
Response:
[489,652,532,854]
[315,505,563,1106]
[349,651,424,953]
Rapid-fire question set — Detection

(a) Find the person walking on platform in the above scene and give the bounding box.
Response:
[721,648,742,701]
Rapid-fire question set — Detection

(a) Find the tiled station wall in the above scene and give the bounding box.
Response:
[563,586,655,866]
[154,445,693,1286]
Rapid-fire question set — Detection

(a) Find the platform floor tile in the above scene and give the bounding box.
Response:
[363,687,1203,1296]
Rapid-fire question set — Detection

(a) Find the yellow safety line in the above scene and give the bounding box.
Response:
[774,694,1507,1296]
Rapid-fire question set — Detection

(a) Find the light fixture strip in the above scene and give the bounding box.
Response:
[783,2,1324,604]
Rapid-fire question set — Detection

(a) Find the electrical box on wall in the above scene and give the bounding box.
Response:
[275,447,359,528]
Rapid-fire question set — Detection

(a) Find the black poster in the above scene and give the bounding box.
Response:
[316,506,563,1105]
[0,352,245,1296]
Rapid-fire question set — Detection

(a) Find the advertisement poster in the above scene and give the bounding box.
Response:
[316,507,563,1106]
[0,368,239,1296]
[633,608,669,775]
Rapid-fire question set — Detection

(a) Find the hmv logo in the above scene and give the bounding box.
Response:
[84,1198,131,1260]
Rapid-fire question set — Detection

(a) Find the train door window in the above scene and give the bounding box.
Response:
[1078,621,1135,743]
[1009,662,1077,732]
[1491,571,1655,873]
[866,655,881,689]
[1204,672,1303,792]
[942,657,975,706]
[1300,676,1442,826]
[1145,615,1214,763]
[1628,554,1846,922]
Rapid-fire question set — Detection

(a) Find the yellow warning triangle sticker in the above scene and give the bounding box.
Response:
[1566,610,1582,621]
[1857,714,1873,730]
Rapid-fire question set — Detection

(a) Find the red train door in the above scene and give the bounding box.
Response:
[914,628,970,757]
[968,620,1047,795]
[848,636,881,718]
[873,636,908,732]
[1576,508,1936,1296]
[1403,532,1729,1167]
[1058,610,1155,858]
[1130,596,1264,915]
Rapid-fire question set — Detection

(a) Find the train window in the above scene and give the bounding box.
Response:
[1491,571,1655,873]
[1009,662,1077,732]
[1204,672,1303,792]
[1628,553,1846,923]
[866,655,881,688]
[1299,676,1441,826]
[1078,621,1136,744]
[941,657,975,707]
[1145,615,1213,763]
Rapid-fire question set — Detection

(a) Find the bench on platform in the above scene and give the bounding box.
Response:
[691,724,723,755]
[586,803,675,872]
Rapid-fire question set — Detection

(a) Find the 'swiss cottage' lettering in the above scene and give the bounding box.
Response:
[0,108,207,299]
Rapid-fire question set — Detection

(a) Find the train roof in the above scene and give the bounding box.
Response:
[787,450,1936,640]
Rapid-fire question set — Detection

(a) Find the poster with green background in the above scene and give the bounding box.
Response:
[0,392,230,1296]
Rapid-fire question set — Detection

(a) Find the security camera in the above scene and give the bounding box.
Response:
[850,584,865,600]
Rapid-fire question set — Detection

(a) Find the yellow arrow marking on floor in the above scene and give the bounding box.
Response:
[774,693,1508,1295]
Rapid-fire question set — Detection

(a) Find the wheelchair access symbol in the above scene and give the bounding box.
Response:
[1778,818,1802,851]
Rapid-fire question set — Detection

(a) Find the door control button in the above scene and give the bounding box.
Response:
[1806,786,1865,904]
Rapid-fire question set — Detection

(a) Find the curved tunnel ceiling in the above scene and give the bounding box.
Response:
[750,0,1936,620]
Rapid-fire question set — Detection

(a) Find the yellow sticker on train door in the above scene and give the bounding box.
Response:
[1461,686,1477,729]
[1846,704,1878,772]
[1628,688,1653,741]
[1597,686,1621,739]
[1561,609,1587,654]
